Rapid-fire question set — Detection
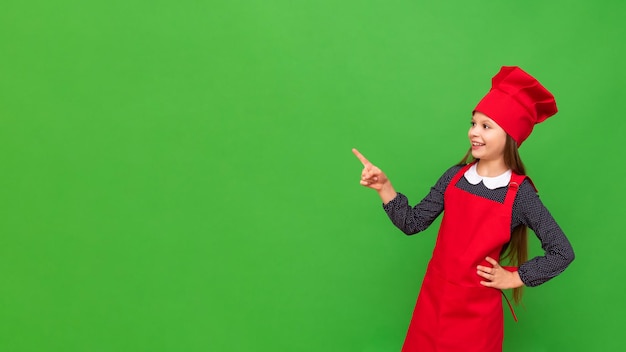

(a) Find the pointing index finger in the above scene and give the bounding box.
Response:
[352,148,372,166]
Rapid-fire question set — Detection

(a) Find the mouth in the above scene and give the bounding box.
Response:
[471,142,485,147]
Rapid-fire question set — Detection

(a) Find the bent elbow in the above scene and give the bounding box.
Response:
[555,246,575,272]
[563,241,576,266]
[567,247,576,265]
[400,227,421,236]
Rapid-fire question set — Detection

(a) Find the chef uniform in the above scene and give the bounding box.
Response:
[399,66,563,352]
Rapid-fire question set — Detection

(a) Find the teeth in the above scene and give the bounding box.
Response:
[472,142,484,146]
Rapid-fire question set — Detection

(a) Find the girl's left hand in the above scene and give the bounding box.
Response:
[477,257,524,289]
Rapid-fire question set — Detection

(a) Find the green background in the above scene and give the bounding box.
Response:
[1,1,624,351]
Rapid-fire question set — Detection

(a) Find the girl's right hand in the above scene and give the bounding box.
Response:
[352,148,389,191]
[352,148,397,204]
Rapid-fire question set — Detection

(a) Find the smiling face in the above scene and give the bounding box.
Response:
[468,112,508,162]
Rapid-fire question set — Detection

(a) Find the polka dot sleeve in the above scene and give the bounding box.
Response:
[382,165,574,287]
[383,165,462,235]
[513,181,576,287]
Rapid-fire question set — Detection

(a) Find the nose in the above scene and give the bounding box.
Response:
[469,125,478,137]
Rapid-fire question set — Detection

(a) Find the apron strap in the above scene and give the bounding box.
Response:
[501,290,518,322]
[446,162,474,193]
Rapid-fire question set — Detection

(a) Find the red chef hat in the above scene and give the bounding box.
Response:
[474,66,558,147]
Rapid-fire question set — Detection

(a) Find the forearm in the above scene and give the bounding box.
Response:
[383,192,444,235]
[378,182,397,205]
[518,247,575,287]
[381,167,459,235]
[517,230,574,287]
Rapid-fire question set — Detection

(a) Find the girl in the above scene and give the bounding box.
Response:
[353,66,575,352]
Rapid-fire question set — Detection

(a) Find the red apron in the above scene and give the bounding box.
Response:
[401,163,525,352]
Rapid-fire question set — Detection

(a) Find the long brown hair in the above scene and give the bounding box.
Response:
[459,135,528,304]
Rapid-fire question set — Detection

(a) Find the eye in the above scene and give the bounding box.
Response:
[483,124,490,129]
[470,121,476,126]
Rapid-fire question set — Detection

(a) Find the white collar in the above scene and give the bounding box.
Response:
[463,163,512,190]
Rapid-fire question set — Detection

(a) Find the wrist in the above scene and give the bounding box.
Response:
[511,271,525,289]
[379,182,397,204]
